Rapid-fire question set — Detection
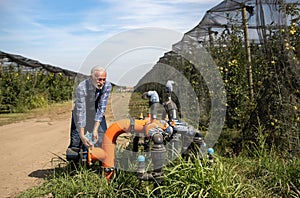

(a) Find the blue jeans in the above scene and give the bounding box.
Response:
[68,113,107,148]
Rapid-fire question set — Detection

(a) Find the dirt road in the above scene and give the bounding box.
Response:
[0,92,131,198]
[0,105,73,197]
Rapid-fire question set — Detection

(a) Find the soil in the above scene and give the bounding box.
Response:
[0,92,131,198]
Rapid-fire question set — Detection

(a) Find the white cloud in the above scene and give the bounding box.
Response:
[0,0,219,71]
[157,0,220,4]
[83,0,211,33]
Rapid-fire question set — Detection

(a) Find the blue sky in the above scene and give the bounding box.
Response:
[0,0,220,83]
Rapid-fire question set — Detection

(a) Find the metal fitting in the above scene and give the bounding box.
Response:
[104,167,114,173]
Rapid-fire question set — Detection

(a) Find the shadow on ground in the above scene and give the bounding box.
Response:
[28,169,55,179]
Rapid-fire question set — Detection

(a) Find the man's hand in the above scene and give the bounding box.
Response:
[79,127,93,148]
[92,130,99,144]
[92,121,100,144]
[81,136,93,148]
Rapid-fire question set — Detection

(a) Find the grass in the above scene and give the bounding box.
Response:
[5,94,299,198]
[16,143,300,198]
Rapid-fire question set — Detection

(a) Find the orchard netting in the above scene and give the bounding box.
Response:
[138,0,300,154]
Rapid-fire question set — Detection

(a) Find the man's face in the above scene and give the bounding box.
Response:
[92,70,106,89]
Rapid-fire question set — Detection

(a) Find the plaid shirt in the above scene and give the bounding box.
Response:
[74,78,112,130]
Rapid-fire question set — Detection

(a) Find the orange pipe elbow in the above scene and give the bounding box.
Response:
[88,147,107,165]
[101,119,149,168]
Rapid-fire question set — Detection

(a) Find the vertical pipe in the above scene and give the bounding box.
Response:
[242,6,254,103]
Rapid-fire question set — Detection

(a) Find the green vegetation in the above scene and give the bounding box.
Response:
[136,3,300,152]
[128,92,149,118]
[17,145,300,197]
[1,2,299,198]
[14,100,300,198]
[0,66,74,113]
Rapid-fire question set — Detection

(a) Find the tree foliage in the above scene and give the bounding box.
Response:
[0,65,74,113]
[136,3,300,151]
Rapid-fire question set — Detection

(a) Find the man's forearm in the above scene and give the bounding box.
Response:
[93,121,100,132]
[79,127,85,140]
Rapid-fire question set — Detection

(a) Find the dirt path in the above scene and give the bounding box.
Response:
[0,118,71,198]
[0,92,132,198]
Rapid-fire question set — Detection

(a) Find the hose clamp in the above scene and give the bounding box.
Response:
[130,117,135,134]
[104,167,114,173]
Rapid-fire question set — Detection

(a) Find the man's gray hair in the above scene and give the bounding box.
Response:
[91,65,106,75]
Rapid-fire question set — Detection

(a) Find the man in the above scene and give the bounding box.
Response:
[67,66,112,155]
